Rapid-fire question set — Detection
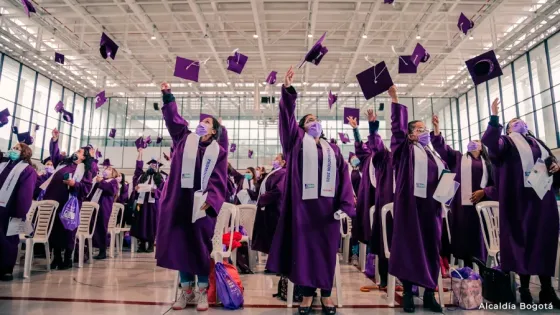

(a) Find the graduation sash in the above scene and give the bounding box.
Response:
[509,132,549,188]
[302,134,337,200]
[413,144,445,198]
[369,157,377,188]
[137,176,155,205]
[460,154,488,205]
[181,133,220,189]
[0,161,28,207]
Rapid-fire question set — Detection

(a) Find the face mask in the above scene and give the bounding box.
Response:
[147,168,155,175]
[102,170,110,179]
[244,173,253,180]
[272,160,281,169]
[351,158,360,167]
[511,121,528,134]
[7,149,20,161]
[45,166,54,174]
[71,153,79,161]
[196,123,211,137]
[306,121,322,138]
[467,141,481,152]
[418,132,431,147]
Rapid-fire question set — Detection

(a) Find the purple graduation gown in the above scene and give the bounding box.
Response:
[46,140,93,250]
[155,92,228,275]
[352,140,374,244]
[266,86,355,290]
[130,161,162,242]
[92,179,118,249]
[482,118,559,276]
[0,161,37,273]
[251,168,287,254]
[117,183,129,204]
[350,169,361,196]
[431,133,497,262]
[34,172,50,200]
[388,102,445,290]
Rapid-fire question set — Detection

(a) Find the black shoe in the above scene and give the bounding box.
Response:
[0,274,13,281]
[403,292,415,313]
[320,298,336,315]
[539,287,560,309]
[137,242,146,253]
[50,256,62,270]
[94,252,107,260]
[423,291,442,313]
[58,259,73,270]
[146,243,154,253]
[520,287,534,304]
[297,304,313,315]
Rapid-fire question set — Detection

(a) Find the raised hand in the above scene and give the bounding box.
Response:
[491,98,500,116]
[432,115,440,136]
[52,128,59,140]
[388,85,398,103]
[284,66,294,88]
[366,109,377,122]
[161,82,170,91]
[347,116,358,129]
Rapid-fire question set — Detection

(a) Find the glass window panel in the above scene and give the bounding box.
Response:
[530,43,552,110]
[501,66,516,123]
[514,57,532,116]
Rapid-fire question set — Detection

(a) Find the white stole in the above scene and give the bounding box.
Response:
[413,144,445,198]
[137,176,155,205]
[509,132,549,188]
[257,167,281,209]
[181,133,220,189]
[369,157,377,188]
[460,154,488,205]
[0,161,28,207]
[302,134,337,200]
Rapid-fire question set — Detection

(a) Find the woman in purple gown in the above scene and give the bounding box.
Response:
[430,115,497,268]
[388,86,444,313]
[0,143,37,281]
[117,173,129,205]
[130,150,163,253]
[155,82,228,312]
[482,99,560,307]
[45,128,93,270]
[34,157,54,200]
[91,167,119,259]
[251,153,286,254]
[266,67,354,315]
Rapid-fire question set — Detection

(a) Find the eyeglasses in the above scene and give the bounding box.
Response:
[415,128,430,133]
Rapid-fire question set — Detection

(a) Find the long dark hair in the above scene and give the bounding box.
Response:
[120,173,127,196]
[206,116,222,141]
[468,142,495,182]
[61,147,93,172]
[247,167,257,186]
[407,120,422,134]
[298,114,326,139]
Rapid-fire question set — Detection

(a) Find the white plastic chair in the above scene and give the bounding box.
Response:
[173,203,237,302]
[475,201,500,267]
[73,202,99,268]
[381,202,444,306]
[358,205,375,272]
[287,213,346,308]
[16,201,39,265]
[18,200,59,279]
[119,225,131,254]
[232,204,257,267]
[108,203,125,258]
[341,217,351,264]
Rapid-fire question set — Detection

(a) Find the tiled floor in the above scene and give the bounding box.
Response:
[0,251,557,314]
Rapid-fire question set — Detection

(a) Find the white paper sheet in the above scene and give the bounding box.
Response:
[137,184,152,193]
[7,217,33,236]
[237,189,251,205]
[434,173,460,205]
[192,191,208,223]
[527,158,553,200]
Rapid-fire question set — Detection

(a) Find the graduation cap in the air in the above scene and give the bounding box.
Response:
[102,159,112,167]
[379,102,385,111]
[21,0,36,18]
[96,151,102,159]
[135,136,149,149]
[384,0,395,3]
[338,132,350,144]
[0,108,10,128]
[144,135,152,146]
[61,109,73,124]
[465,50,503,86]
[266,71,277,85]
[55,52,64,65]
[99,32,119,60]
[54,101,64,113]
[108,128,116,138]
[356,61,394,100]
[226,50,248,74]
[248,150,254,159]
[153,102,159,111]
[411,43,429,67]
[95,90,107,109]
[343,107,360,125]
[398,55,417,74]
[156,136,163,144]
[163,152,170,161]
[328,90,337,109]
[458,13,474,36]
[13,124,39,145]
[230,143,237,153]
[297,32,328,69]
[174,56,201,82]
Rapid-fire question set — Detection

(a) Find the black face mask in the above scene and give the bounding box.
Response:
[71,153,79,161]
[147,168,155,175]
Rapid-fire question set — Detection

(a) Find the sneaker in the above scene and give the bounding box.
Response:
[196,288,209,311]
[172,289,196,310]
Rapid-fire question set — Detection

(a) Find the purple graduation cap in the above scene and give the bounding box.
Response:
[163,152,170,161]
[12,125,38,145]
[95,90,107,109]
[458,13,474,36]
[226,50,249,75]
[99,33,119,60]
[135,136,148,149]
[156,136,163,144]
[266,71,277,85]
[248,149,254,159]
[328,90,337,109]
[200,113,212,122]
[55,52,64,65]
[102,159,112,167]
[384,0,395,3]
[0,108,10,128]
[61,109,73,124]
[96,151,102,159]
[21,0,36,18]
[230,143,237,153]
[108,128,116,138]
[54,101,64,113]
[145,135,152,146]
[338,132,350,144]
[330,138,337,144]
[465,50,503,86]
[297,32,329,69]
[174,56,200,82]
[356,61,394,100]
[343,107,360,125]
[398,55,417,74]
[411,43,428,67]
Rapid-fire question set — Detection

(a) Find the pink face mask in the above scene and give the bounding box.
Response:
[511,120,528,134]
[467,141,481,152]
[306,122,323,138]
[196,123,211,137]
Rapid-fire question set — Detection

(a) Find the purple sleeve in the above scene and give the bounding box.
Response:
[50,139,63,167]
[390,102,408,154]
[98,179,118,196]
[336,148,356,216]
[481,122,508,159]
[72,169,93,200]
[259,173,285,206]
[204,148,228,217]
[354,141,370,164]
[91,160,99,176]
[161,94,188,141]
[219,125,229,150]
[430,132,461,168]
[11,166,37,218]
[231,168,245,191]
[483,186,498,201]
[133,161,144,187]
[278,85,299,153]
[368,132,385,154]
